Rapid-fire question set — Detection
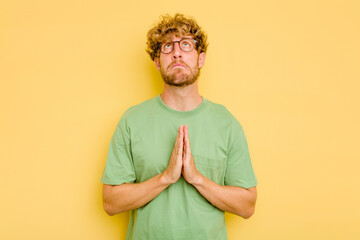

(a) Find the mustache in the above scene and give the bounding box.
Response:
[167,60,190,70]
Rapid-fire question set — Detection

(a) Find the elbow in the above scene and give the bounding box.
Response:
[241,206,255,219]
[103,202,122,216]
[102,186,125,216]
[103,202,115,216]
[103,201,128,216]
[239,186,257,219]
[236,204,255,219]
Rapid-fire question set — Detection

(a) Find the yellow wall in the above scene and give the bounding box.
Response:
[1,0,359,239]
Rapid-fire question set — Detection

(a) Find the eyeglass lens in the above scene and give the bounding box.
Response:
[161,39,195,54]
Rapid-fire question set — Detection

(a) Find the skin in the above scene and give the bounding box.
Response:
[155,36,204,88]
[102,35,257,218]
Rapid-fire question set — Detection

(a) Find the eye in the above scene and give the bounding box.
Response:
[181,39,195,50]
[182,41,191,47]
[164,42,172,48]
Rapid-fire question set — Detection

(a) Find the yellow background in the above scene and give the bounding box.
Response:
[1,0,359,239]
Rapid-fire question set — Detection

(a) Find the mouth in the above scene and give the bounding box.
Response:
[170,63,187,69]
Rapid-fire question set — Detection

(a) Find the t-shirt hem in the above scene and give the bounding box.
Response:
[225,180,258,189]
[100,178,135,185]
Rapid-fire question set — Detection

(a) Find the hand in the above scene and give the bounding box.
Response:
[182,124,201,185]
[162,125,184,184]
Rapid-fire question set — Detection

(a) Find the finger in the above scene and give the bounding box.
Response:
[182,143,185,160]
[183,130,189,162]
[172,126,181,158]
[185,125,191,152]
[176,126,183,157]
[179,127,183,150]
[175,125,182,145]
[183,124,187,141]
[183,136,186,159]
[183,124,186,139]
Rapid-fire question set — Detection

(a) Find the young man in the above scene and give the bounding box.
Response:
[101,13,258,240]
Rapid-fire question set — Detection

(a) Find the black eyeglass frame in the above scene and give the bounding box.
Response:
[158,38,198,54]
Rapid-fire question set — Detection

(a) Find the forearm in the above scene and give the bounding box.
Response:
[102,172,171,216]
[192,175,257,219]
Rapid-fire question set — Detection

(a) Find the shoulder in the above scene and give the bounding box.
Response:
[116,96,158,128]
[206,99,233,116]
[123,97,156,117]
[205,98,243,129]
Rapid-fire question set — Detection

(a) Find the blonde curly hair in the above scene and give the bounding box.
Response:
[146,13,208,61]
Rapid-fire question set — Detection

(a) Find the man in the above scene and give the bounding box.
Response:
[101,13,258,240]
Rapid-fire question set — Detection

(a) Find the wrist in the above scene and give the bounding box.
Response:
[189,171,204,187]
[160,170,175,186]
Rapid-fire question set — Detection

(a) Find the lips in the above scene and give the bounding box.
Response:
[171,63,185,68]
[169,62,187,69]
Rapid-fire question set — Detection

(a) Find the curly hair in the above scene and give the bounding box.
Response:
[146,13,208,61]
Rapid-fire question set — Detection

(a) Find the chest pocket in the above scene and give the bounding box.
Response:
[194,154,226,185]
[187,154,227,204]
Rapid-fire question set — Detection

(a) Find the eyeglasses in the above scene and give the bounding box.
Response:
[159,38,197,54]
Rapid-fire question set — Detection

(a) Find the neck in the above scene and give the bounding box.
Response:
[160,82,203,111]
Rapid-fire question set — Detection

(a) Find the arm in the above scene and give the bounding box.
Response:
[103,173,170,216]
[182,124,257,219]
[102,125,185,216]
[192,176,257,218]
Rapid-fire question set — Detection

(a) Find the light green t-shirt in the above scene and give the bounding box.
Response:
[101,95,257,240]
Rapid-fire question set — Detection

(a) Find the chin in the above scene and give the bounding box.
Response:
[161,68,199,87]
[165,78,197,87]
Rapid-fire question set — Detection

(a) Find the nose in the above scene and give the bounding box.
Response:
[171,42,182,60]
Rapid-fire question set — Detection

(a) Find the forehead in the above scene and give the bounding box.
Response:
[162,33,193,42]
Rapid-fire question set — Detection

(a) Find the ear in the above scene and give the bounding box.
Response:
[198,52,206,69]
[154,58,161,71]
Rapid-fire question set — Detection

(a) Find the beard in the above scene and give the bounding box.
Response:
[160,60,200,87]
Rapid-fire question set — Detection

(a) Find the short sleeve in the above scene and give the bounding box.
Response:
[100,118,136,185]
[224,121,257,188]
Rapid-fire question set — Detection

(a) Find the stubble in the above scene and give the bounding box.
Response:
[160,60,200,87]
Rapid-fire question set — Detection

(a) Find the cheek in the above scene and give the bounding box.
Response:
[188,58,199,69]
[185,54,200,67]
[160,57,171,69]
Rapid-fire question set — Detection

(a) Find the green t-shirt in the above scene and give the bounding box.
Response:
[101,95,257,240]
